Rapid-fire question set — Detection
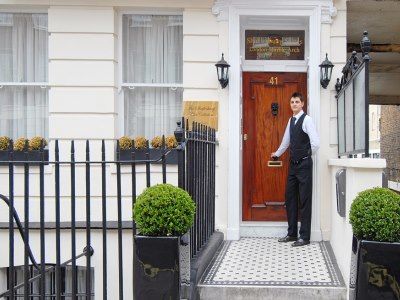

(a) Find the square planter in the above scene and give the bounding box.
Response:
[353,238,400,300]
[0,150,49,165]
[119,149,178,164]
[133,235,180,300]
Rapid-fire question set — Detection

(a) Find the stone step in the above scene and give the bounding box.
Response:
[197,285,347,300]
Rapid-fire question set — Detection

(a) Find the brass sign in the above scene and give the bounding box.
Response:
[245,30,305,60]
[183,101,218,130]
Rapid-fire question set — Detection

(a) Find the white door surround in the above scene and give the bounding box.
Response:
[212,0,336,241]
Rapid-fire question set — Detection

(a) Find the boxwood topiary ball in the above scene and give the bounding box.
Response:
[119,136,133,150]
[133,184,195,236]
[0,136,11,151]
[134,136,148,149]
[29,136,47,151]
[165,135,178,149]
[150,136,163,149]
[14,137,28,151]
[349,187,400,242]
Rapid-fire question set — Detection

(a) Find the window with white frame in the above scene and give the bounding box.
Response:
[0,265,94,297]
[0,13,48,140]
[122,14,183,138]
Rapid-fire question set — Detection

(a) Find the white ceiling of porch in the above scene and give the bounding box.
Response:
[347,0,400,104]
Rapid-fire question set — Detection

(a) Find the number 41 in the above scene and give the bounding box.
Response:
[269,77,278,85]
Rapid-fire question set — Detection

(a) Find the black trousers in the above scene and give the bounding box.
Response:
[285,157,313,240]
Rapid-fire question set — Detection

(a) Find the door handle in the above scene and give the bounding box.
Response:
[243,133,248,141]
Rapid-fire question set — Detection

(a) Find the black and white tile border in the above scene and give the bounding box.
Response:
[201,238,345,287]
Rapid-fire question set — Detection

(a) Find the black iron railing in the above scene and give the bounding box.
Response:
[176,121,217,259]
[335,31,371,157]
[0,120,216,299]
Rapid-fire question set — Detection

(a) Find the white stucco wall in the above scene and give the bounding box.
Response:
[328,158,386,294]
[0,0,349,240]
[0,3,377,298]
[182,8,229,235]
[0,2,217,299]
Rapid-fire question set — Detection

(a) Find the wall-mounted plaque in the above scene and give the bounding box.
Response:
[245,30,305,60]
[183,101,218,130]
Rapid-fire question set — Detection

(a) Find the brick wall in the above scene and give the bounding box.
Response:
[380,105,400,182]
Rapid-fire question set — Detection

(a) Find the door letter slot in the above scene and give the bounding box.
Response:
[268,160,283,167]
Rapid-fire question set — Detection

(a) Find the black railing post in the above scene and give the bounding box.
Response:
[211,127,215,236]
[201,125,205,247]
[145,141,151,187]
[131,145,137,300]
[70,140,77,300]
[206,126,211,239]
[55,140,61,300]
[39,139,46,300]
[175,120,185,189]
[116,140,124,300]
[101,140,108,300]
[162,135,166,184]
[195,122,200,253]
[363,33,370,158]
[8,140,14,300]
[23,140,29,299]
[85,140,91,299]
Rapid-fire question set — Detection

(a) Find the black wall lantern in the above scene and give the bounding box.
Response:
[215,53,230,89]
[319,53,334,89]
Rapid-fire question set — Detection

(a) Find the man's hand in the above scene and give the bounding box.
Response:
[270,152,278,159]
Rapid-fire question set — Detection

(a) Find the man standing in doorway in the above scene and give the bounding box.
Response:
[271,92,320,247]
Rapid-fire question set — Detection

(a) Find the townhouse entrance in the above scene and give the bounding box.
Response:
[242,72,307,221]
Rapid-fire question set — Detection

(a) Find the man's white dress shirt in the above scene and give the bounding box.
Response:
[274,110,320,158]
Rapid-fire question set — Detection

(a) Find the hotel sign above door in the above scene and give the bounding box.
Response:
[245,30,305,60]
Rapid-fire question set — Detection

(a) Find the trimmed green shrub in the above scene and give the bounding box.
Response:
[133,184,195,236]
[349,187,400,242]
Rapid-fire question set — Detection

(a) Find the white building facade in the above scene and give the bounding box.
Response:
[0,0,386,298]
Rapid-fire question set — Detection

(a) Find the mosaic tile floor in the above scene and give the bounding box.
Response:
[201,237,344,287]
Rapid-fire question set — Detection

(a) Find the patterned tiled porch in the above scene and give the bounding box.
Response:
[197,237,347,300]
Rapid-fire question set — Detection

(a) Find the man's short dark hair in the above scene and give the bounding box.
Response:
[291,92,303,102]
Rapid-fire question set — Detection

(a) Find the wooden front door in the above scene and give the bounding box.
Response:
[242,72,307,221]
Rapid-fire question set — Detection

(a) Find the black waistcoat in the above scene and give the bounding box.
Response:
[289,113,311,161]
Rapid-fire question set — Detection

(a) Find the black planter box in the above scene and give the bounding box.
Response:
[0,150,49,165]
[353,238,400,300]
[119,149,178,164]
[133,235,180,300]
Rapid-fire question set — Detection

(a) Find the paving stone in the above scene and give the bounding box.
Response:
[201,237,343,287]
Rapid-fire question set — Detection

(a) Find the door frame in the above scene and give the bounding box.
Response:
[216,1,332,241]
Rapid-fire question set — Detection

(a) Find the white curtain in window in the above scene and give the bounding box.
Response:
[0,13,48,140]
[65,266,94,298]
[122,15,182,138]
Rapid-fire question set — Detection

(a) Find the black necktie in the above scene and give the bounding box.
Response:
[290,117,296,135]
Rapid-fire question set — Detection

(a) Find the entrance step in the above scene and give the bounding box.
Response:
[240,222,288,237]
[197,237,347,300]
